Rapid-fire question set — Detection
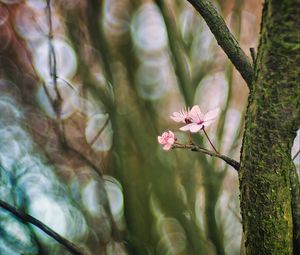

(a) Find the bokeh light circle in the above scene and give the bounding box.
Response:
[33,38,77,81]
[37,79,78,119]
[104,175,124,221]
[0,5,9,26]
[131,3,167,52]
[85,113,113,151]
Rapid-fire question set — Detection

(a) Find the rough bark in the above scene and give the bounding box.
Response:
[239,1,300,254]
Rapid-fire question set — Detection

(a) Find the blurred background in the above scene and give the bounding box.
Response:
[0,0,298,254]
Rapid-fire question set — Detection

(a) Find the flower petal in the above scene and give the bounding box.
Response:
[170,115,184,122]
[170,111,188,123]
[204,108,220,122]
[162,131,169,136]
[189,124,203,133]
[157,136,164,144]
[172,112,182,117]
[163,143,172,150]
[203,119,215,128]
[168,130,175,138]
[179,123,195,131]
[190,105,202,115]
[189,105,204,122]
[167,138,175,144]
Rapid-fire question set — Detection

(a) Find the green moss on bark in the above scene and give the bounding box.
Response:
[239,0,300,254]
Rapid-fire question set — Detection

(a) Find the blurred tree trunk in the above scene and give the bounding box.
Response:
[239,1,300,254]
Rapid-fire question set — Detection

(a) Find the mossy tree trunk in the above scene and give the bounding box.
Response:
[239,0,300,254]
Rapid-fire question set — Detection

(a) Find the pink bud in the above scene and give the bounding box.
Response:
[157,130,176,151]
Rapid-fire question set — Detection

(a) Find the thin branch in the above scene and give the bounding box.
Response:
[46,0,66,145]
[90,115,110,147]
[293,149,300,161]
[46,0,62,104]
[173,143,240,171]
[0,200,85,255]
[86,0,113,84]
[203,128,218,153]
[186,0,254,87]
[64,143,104,178]
[216,0,243,155]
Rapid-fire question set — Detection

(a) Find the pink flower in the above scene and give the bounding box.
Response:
[179,105,220,133]
[170,107,192,123]
[157,130,176,151]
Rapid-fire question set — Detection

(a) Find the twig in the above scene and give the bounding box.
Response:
[293,149,300,161]
[46,0,66,145]
[173,143,240,171]
[0,200,85,255]
[86,0,113,84]
[186,0,254,88]
[90,115,110,147]
[57,77,76,90]
[46,0,62,104]
[64,143,104,178]
[203,128,218,153]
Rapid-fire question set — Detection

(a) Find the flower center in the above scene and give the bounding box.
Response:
[184,118,192,124]
[197,120,204,125]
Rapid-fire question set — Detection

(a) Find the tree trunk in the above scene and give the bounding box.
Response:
[239,0,300,254]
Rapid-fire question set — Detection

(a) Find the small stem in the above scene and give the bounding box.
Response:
[188,132,193,145]
[203,128,218,153]
[292,149,300,161]
[90,115,109,146]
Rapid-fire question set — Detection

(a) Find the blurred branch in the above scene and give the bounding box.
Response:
[0,200,85,255]
[62,5,123,244]
[64,143,104,177]
[86,0,113,84]
[216,0,243,168]
[186,0,254,88]
[45,1,106,179]
[46,0,58,94]
[157,0,193,104]
[46,0,66,145]
[90,116,109,147]
[293,149,300,161]
[250,47,256,64]
[173,143,240,170]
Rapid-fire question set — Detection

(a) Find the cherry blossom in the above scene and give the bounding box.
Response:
[170,107,192,123]
[157,130,176,150]
[179,105,220,133]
